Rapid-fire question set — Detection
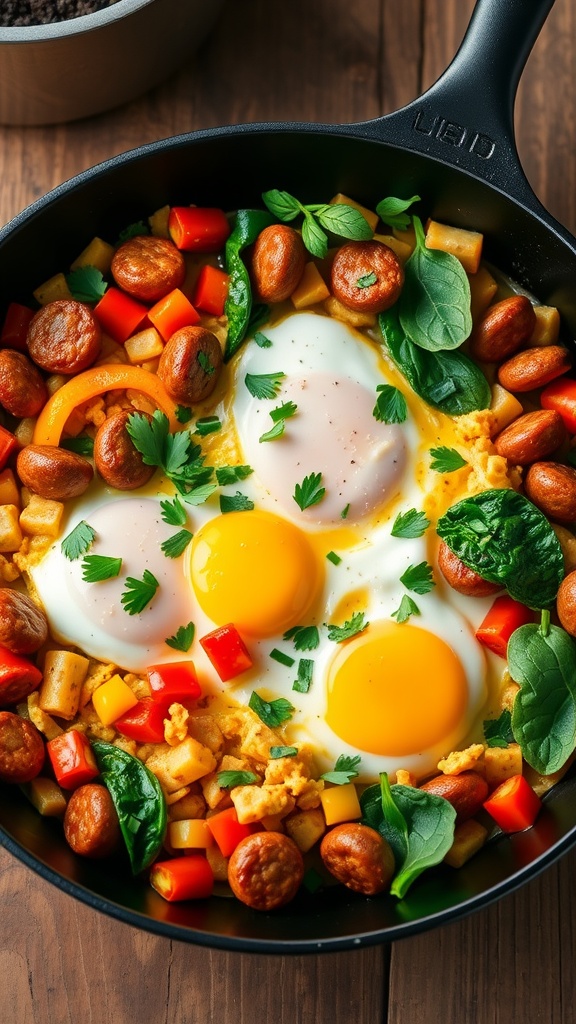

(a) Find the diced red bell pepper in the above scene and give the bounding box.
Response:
[146,662,201,704]
[168,207,231,253]
[483,774,542,832]
[541,377,576,433]
[475,595,535,658]
[199,624,253,682]
[193,265,230,316]
[47,729,99,790]
[115,697,169,743]
[93,286,149,343]
[206,806,259,857]
[0,425,19,471]
[0,646,42,708]
[0,302,34,352]
[150,854,214,902]
[147,288,200,340]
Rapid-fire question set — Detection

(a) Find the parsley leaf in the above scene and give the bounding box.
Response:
[66,266,107,303]
[244,371,285,400]
[400,562,435,595]
[391,594,421,624]
[160,495,187,526]
[321,754,362,785]
[117,220,148,243]
[161,529,193,558]
[293,658,314,693]
[357,271,378,288]
[215,465,253,486]
[283,625,320,651]
[121,569,159,615]
[326,611,369,642]
[175,405,193,424]
[194,416,221,437]
[483,709,514,748]
[219,491,255,514]
[270,745,298,759]
[217,770,259,788]
[81,554,122,582]
[197,351,215,376]
[249,691,295,727]
[373,384,408,424]
[165,621,195,653]
[259,400,298,442]
[254,331,273,348]
[61,435,94,457]
[61,520,96,561]
[259,420,285,442]
[293,471,325,511]
[269,648,296,668]
[184,483,218,506]
[126,411,215,498]
[391,509,430,539]
[429,446,468,473]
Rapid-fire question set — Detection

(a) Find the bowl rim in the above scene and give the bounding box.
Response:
[0,0,159,41]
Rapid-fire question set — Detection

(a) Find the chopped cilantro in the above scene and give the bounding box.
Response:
[391,594,420,624]
[269,648,296,668]
[117,220,148,243]
[283,625,320,651]
[61,520,96,561]
[165,621,195,653]
[126,410,214,497]
[400,562,435,595]
[321,754,362,785]
[293,471,325,511]
[293,658,314,693]
[81,554,122,582]
[194,416,221,437]
[326,611,369,643]
[184,482,218,506]
[429,446,468,473]
[215,465,253,486]
[269,745,298,759]
[197,351,215,376]
[175,405,193,424]
[66,265,107,303]
[219,491,255,513]
[121,569,159,615]
[61,435,94,457]
[160,495,187,527]
[483,709,514,748]
[259,420,285,442]
[373,383,408,424]
[356,271,378,288]
[249,691,295,727]
[254,331,273,348]
[217,770,258,788]
[259,400,298,442]
[161,529,193,558]
[391,508,430,539]
[244,371,285,400]
[340,503,350,519]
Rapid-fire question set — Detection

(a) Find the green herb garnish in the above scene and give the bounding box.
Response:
[357,271,378,288]
[483,709,514,749]
[175,405,193,424]
[390,509,430,539]
[165,621,195,653]
[399,562,435,595]
[293,658,314,693]
[269,648,296,668]
[194,416,221,437]
[270,745,298,759]
[326,551,341,565]
[293,471,325,511]
[217,770,259,788]
[429,446,468,473]
[321,754,362,785]
[219,491,255,514]
[373,384,408,424]
[375,195,420,231]
[244,371,285,400]
[326,611,369,642]
[61,435,94,457]
[160,495,187,527]
[161,529,193,558]
[254,331,273,348]
[61,520,96,561]
[121,569,159,615]
[262,189,373,260]
[249,691,295,727]
[66,265,107,303]
[283,625,320,651]
[81,554,122,582]
[215,465,253,486]
[197,351,215,376]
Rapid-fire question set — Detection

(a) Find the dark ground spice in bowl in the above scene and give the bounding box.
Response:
[0,0,119,26]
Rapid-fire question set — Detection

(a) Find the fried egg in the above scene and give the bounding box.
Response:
[30,309,501,781]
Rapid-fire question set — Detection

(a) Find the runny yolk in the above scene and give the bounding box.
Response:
[189,509,323,638]
[325,621,468,757]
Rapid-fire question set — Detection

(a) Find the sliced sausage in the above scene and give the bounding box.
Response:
[0,711,44,783]
[0,653,42,708]
[228,831,304,910]
[0,349,48,418]
[17,445,93,501]
[320,823,395,895]
[469,295,536,362]
[331,240,404,314]
[157,325,223,405]
[437,540,501,597]
[93,410,155,490]
[63,782,121,859]
[27,299,101,375]
[250,224,307,303]
[0,588,48,655]
[111,235,186,303]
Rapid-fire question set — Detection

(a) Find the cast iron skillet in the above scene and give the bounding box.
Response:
[0,0,575,953]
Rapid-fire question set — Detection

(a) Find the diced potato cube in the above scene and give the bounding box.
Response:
[33,273,72,305]
[0,504,23,552]
[70,236,115,275]
[469,265,498,321]
[19,495,64,537]
[21,776,67,818]
[444,819,488,868]
[0,469,20,508]
[373,232,413,264]
[527,305,561,347]
[149,204,171,238]
[168,792,206,821]
[261,814,286,832]
[201,771,232,810]
[165,785,191,806]
[169,818,213,849]
[291,262,331,309]
[231,783,295,824]
[552,523,576,574]
[483,743,523,789]
[39,650,90,720]
[14,418,35,447]
[523,751,576,796]
[320,783,361,825]
[148,736,217,792]
[395,769,416,787]
[284,807,326,852]
[425,220,483,273]
[124,326,164,365]
[206,842,229,882]
[330,193,378,232]
[489,383,524,436]
[323,295,376,328]
[27,692,63,740]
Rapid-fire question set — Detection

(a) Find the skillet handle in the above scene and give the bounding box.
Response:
[360,0,555,210]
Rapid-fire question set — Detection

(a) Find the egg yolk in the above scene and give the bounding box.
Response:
[189,509,323,637]
[325,621,468,757]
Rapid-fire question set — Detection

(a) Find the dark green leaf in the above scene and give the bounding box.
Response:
[244,371,285,400]
[326,611,368,642]
[161,529,193,558]
[61,520,96,561]
[121,569,159,615]
[340,503,350,519]
[160,495,187,527]
[293,471,325,511]
[301,213,328,259]
[81,554,122,582]
[184,482,218,506]
[357,271,378,289]
[315,204,373,241]
[483,709,514,748]
[391,594,420,624]
[249,691,295,727]
[66,265,107,303]
[254,330,273,348]
[376,195,420,230]
[219,491,255,513]
[215,464,254,486]
[321,754,362,785]
[429,446,468,473]
[391,509,430,539]
[270,745,298,759]
[224,209,275,361]
[117,220,148,243]
[165,621,195,653]
[373,383,408,424]
[217,770,259,788]
[293,658,314,693]
[399,562,435,595]
[262,189,301,221]
[283,625,320,651]
[269,648,296,668]
[197,351,215,376]
[175,405,193,424]
[326,550,342,565]
[194,416,221,437]
[61,435,94,457]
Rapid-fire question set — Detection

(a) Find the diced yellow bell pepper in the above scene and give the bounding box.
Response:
[70,236,115,275]
[33,272,72,306]
[320,782,361,825]
[169,818,214,849]
[92,674,138,726]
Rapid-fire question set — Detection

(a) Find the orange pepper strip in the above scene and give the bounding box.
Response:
[33,364,180,445]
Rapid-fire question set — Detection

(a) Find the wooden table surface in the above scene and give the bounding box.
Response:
[1,0,576,1020]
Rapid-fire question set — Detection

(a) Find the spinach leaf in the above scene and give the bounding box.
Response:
[361,774,456,899]
[398,216,472,352]
[380,308,490,416]
[224,209,275,362]
[483,709,514,748]
[92,741,167,875]
[436,489,564,609]
[509,623,576,774]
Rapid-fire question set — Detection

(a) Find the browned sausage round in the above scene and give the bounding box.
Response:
[27,299,101,375]
[556,570,576,637]
[0,656,42,707]
[331,240,404,314]
[419,771,488,823]
[437,540,501,597]
[227,831,304,911]
[17,445,93,501]
[0,588,48,655]
[469,295,536,362]
[0,711,44,783]
[157,325,223,405]
[320,823,395,895]
[251,224,307,303]
[111,235,186,303]
[0,349,48,418]
[63,783,121,859]
[93,410,155,490]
